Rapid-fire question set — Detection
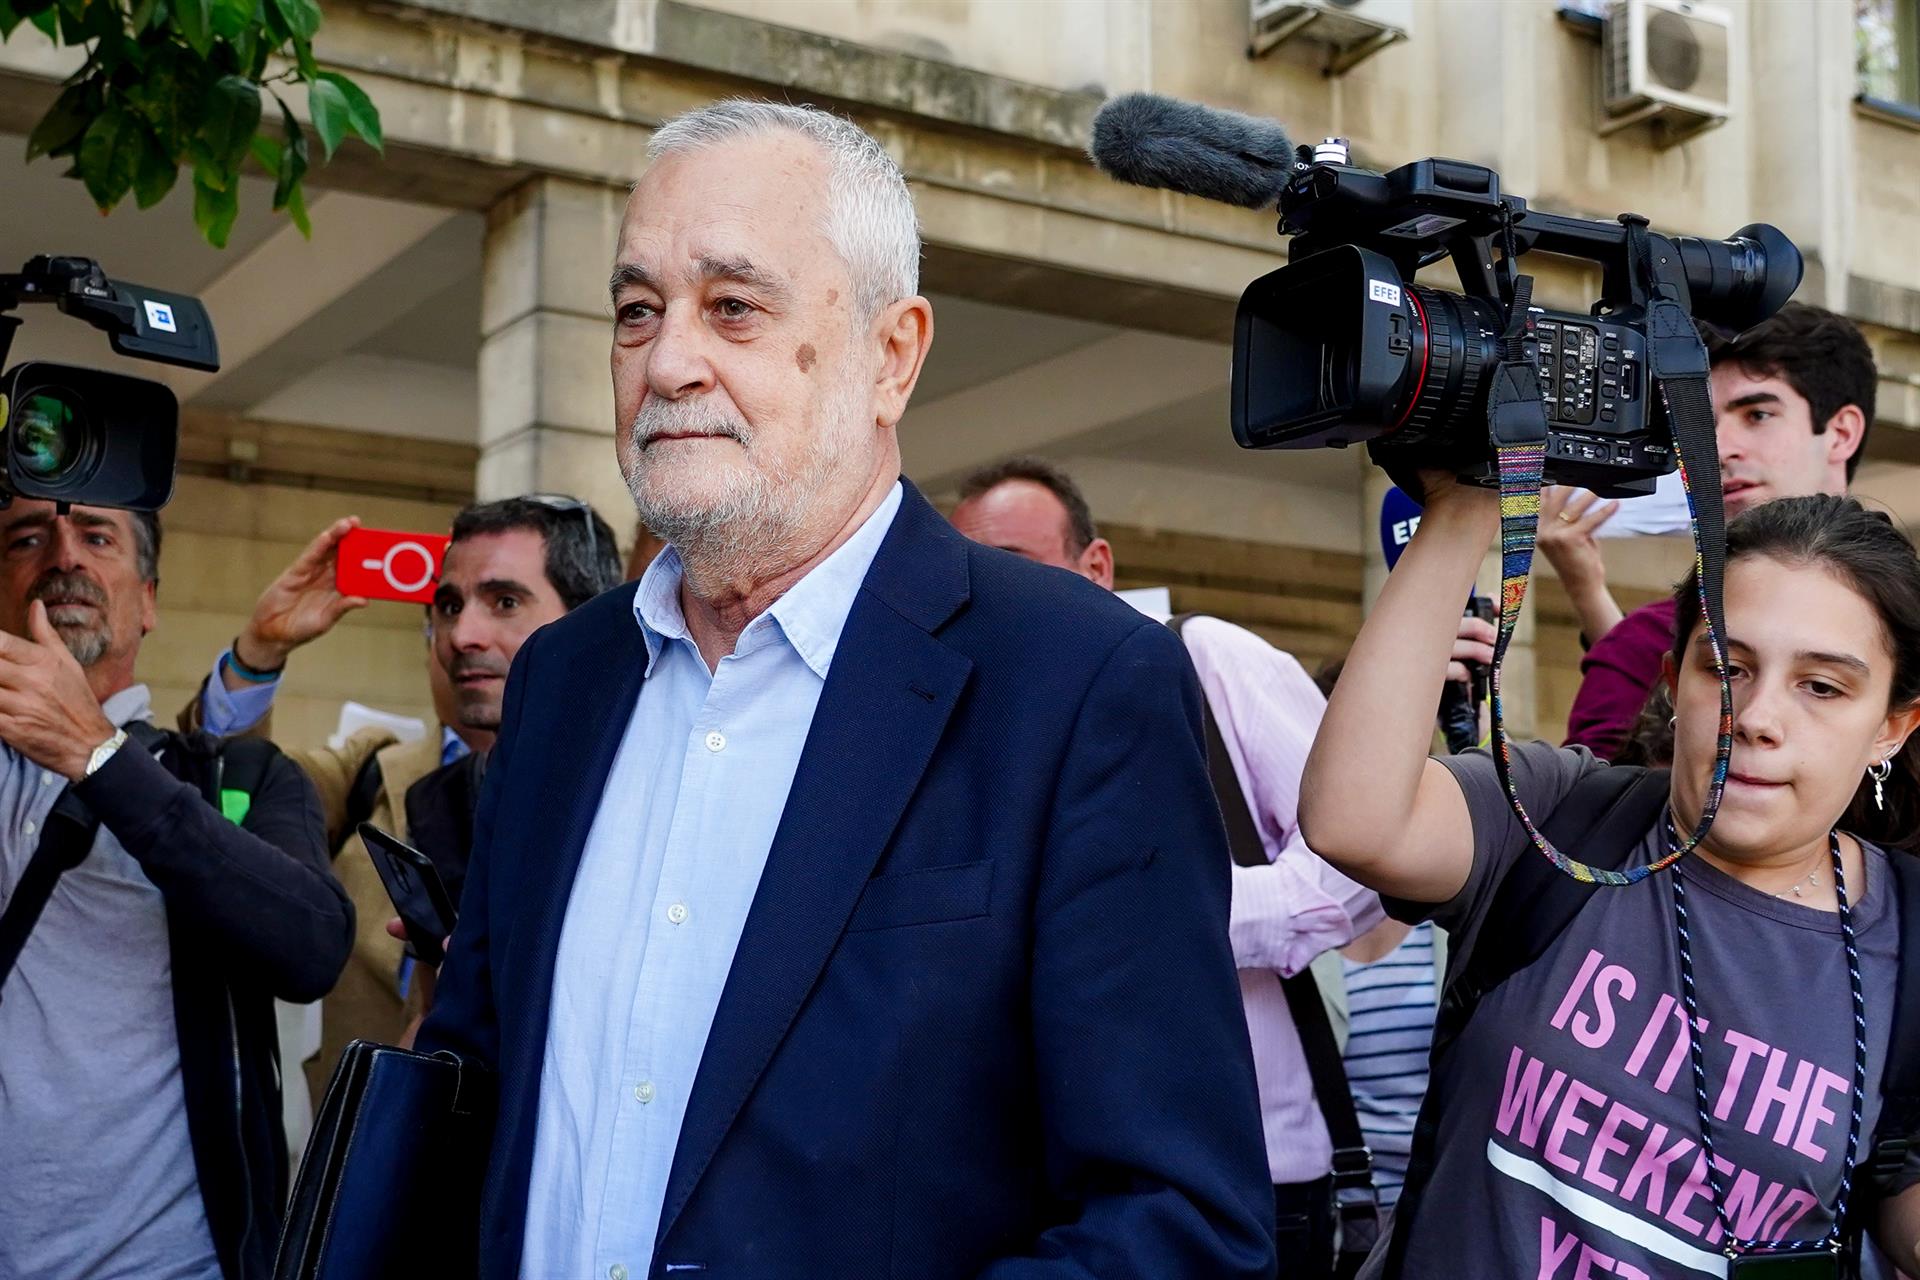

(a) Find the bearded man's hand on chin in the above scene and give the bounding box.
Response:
[0,599,117,780]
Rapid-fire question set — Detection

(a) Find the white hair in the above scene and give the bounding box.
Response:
[647,99,921,322]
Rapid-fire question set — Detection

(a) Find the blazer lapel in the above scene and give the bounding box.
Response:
[653,483,973,1247]
[499,587,651,1075]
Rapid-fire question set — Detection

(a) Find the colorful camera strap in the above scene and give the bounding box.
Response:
[1482,217,1735,885]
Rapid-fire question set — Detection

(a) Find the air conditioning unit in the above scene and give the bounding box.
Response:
[1600,0,1732,146]
[1248,0,1412,75]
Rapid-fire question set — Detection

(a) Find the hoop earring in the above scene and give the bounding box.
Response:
[1871,758,1894,812]
[1667,717,1677,731]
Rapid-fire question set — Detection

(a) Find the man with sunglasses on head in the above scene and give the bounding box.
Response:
[183,494,622,1096]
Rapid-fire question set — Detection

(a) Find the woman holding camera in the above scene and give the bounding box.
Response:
[1301,473,1920,1278]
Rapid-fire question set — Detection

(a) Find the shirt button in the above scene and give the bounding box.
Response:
[23,821,36,836]
[633,1081,655,1104]
[705,730,726,753]
[666,902,688,926]
[609,1266,628,1280]
[39,774,53,788]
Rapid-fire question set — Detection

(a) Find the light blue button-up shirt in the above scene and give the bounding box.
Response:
[521,482,903,1279]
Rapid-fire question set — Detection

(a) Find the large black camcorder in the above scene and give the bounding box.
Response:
[0,255,217,512]
[1229,143,1802,496]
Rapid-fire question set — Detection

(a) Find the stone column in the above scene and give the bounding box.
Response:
[476,176,637,550]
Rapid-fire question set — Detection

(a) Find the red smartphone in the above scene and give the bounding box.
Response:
[336,528,451,604]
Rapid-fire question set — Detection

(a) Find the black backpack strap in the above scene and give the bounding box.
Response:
[0,787,102,1004]
[0,722,170,1002]
[1383,762,1667,1276]
[148,723,281,827]
[0,721,284,1003]
[1168,613,1378,1237]
[1168,616,1268,872]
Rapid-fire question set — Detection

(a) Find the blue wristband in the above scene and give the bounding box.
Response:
[223,645,282,685]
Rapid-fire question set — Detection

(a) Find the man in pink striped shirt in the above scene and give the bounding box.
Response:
[951,457,1471,1272]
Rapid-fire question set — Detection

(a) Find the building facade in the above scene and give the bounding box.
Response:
[2,0,1918,744]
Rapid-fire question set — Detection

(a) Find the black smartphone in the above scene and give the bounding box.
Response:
[1726,1250,1840,1278]
[358,822,458,968]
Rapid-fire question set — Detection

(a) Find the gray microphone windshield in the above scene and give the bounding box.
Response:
[1089,93,1298,210]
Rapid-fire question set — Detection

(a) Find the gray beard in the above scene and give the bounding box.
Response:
[53,622,108,667]
[623,379,867,591]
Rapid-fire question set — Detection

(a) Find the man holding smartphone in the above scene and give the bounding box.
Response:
[183,495,622,1099]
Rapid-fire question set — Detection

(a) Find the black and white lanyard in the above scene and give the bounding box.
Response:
[1668,825,1867,1267]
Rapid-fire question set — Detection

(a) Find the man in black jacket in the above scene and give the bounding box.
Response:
[0,499,348,1280]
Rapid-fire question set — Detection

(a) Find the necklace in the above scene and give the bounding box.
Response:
[1670,825,1866,1261]
[1775,863,1824,900]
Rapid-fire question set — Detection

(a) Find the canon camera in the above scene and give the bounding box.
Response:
[1230,146,1803,495]
[0,255,217,513]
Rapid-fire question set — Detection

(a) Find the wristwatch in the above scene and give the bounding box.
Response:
[84,728,129,778]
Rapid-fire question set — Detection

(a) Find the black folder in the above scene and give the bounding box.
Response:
[274,1040,494,1279]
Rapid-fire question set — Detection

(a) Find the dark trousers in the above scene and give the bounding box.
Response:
[1274,1176,1336,1278]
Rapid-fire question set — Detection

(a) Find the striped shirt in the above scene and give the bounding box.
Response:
[1339,923,1439,1207]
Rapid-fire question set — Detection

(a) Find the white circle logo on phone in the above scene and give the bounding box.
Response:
[361,541,437,595]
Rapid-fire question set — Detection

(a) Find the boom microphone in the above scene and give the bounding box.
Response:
[1088,93,1298,210]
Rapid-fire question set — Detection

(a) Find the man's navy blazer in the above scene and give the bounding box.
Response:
[419,482,1277,1279]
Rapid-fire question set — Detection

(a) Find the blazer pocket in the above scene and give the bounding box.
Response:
[846,860,994,933]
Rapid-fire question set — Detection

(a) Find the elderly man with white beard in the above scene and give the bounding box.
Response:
[417,99,1277,1280]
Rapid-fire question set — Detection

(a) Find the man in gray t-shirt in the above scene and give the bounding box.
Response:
[1368,740,1896,1279]
[0,500,346,1279]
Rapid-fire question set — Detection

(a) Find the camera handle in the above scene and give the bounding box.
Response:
[1474,217,1734,886]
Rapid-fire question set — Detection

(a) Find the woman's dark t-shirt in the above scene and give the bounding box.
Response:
[1366,741,1897,1280]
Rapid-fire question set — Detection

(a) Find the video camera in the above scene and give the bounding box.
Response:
[0,255,217,513]
[1229,143,1802,496]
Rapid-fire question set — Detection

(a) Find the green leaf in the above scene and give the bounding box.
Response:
[316,71,381,152]
[199,73,260,172]
[272,101,306,209]
[129,0,163,34]
[307,74,347,160]
[78,108,140,210]
[234,21,262,77]
[293,34,316,81]
[175,0,212,56]
[124,57,189,150]
[0,1,22,38]
[248,131,280,177]
[191,150,224,193]
[25,80,92,160]
[56,0,115,42]
[210,0,252,39]
[285,176,310,237]
[134,136,179,208]
[269,0,318,41]
[27,7,56,37]
[192,171,239,247]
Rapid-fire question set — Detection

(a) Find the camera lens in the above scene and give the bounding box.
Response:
[1391,286,1502,447]
[14,388,89,483]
